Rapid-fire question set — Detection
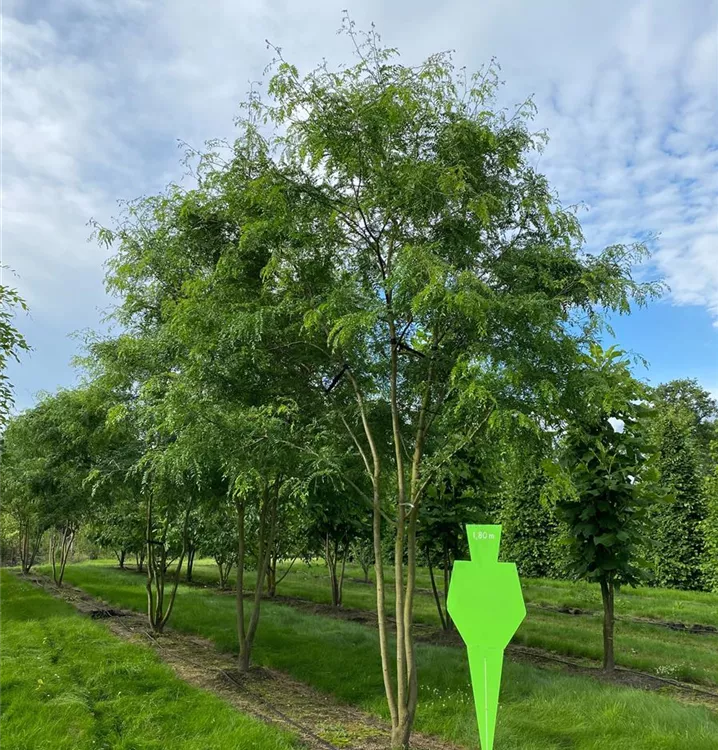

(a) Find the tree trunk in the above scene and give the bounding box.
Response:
[427,554,448,631]
[186,544,196,582]
[443,543,453,632]
[19,518,40,574]
[600,578,615,671]
[266,548,277,597]
[236,478,279,673]
[118,549,126,569]
[326,535,340,607]
[56,526,75,587]
[146,498,189,633]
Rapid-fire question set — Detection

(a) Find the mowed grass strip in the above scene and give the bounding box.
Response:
[167,559,718,687]
[55,563,718,750]
[0,570,298,750]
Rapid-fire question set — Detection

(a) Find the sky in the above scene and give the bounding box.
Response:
[3,0,717,413]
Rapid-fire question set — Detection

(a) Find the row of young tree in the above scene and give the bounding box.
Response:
[2,23,716,748]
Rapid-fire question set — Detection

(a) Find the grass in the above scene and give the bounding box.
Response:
[49,562,718,749]
[153,558,718,687]
[0,570,298,750]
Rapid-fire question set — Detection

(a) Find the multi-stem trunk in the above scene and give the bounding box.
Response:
[20,518,42,574]
[600,577,616,671]
[51,525,75,587]
[325,535,348,607]
[217,557,234,589]
[145,498,190,633]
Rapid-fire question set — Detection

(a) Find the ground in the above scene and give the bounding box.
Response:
[2,561,718,749]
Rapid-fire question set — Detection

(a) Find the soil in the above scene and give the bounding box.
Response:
[20,573,462,750]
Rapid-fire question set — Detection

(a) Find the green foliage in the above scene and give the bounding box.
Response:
[548,345,659,589]
[648,407,706,590]
[0,272,29,427]
[499,463,569,579]
[702,441,718,592]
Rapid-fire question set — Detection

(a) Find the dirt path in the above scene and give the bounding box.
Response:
[21,573,461,750]
[111,566,718,710]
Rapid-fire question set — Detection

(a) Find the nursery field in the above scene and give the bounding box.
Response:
[176,558,718,685]
[3,562,717,749]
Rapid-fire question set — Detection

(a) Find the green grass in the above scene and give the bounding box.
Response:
[51,562,718,749]
[0,570,297,750]
[166,558,718,686]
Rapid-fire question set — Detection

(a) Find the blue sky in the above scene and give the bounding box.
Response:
[3,0,717,412]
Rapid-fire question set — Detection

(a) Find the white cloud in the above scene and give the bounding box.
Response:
[2,0,717,409]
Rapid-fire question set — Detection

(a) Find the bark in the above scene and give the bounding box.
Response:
[51,525,75,587]
[325,535,348,607]
[236,478,280,672]
[266,546,277,597]
[118,549,126,569]
[427,554,448,631]
[146,498,190,633]
[186,544,196,582]
[600,578,615,671]
[217,557,234,589]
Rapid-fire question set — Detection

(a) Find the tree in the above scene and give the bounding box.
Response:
[306,475,366,607]
[0,412,48,574]
[89,18,662,743]
[652,379,717,458]
[701,441,718,592]
[547,345,660,671]
[0,271,30,428]
[418,446,487,631]
[249,22,661,745]
[649,407,706,590]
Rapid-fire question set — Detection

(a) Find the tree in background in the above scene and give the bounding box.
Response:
[646,379,717,590]
[702,440,718,592]
[649,407,706,590]
[0,270,29,428]
[547,345,660,671]
[0,411,48,573]
[418,446,488,631]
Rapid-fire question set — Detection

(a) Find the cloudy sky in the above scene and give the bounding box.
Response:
[3,0,717,412]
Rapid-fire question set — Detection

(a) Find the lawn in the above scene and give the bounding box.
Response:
[48,562,718,749]
[0,570,298,750]
[147,557,718,687]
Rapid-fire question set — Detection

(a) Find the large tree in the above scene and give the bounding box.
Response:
[245,23,660,746]
[90,19,662,745]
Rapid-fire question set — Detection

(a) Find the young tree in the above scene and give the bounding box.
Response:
[547,345,660,671]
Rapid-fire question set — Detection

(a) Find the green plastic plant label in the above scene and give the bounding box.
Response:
[446,525,526,750]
